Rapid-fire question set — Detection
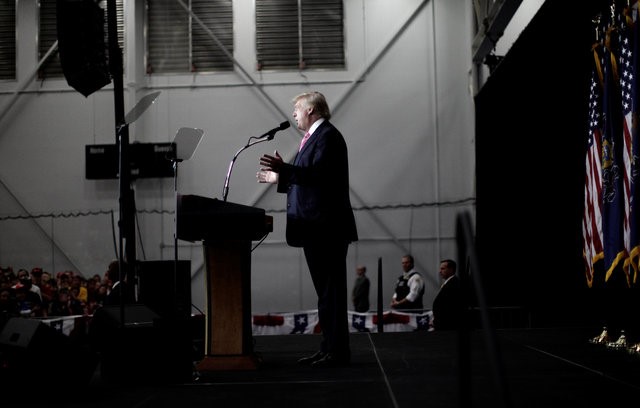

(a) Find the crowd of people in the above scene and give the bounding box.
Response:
[0,262,119,329]
[1,254,463,333]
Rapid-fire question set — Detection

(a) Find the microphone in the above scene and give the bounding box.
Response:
[222,120,290,201]
[256,121,291,140]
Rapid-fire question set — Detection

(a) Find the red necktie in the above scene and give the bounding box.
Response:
[299,132,310,151]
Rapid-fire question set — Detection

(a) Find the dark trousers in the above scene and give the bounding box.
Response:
[303,240,350,357]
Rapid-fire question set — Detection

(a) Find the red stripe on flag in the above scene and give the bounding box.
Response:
[372,312,411,325]
[252,315,285,326]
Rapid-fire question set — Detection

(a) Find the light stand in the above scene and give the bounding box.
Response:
[106,0,131,326]
[108,0,161,327]
[170,128,204,316]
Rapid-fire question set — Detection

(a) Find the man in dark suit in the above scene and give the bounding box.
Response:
[352,265,370,313]
[103,259,134,306]
[432,259,462,331]
[258,91,358,367]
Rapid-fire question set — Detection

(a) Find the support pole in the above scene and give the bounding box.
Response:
[107,0,135,324]
[377,257,383,333]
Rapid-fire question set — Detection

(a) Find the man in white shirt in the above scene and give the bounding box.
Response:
[390,254,425,312]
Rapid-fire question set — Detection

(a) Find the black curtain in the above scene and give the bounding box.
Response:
[474,0,608,327]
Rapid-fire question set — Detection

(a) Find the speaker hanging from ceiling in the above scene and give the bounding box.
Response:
[56,0,111,97]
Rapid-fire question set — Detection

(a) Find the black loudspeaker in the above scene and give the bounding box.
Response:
[56,0,111,97]
[0,318,98,388]
[89,304,193,384]
[138,260,192,319]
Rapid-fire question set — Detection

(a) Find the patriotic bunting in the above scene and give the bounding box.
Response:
[252,310,433,335]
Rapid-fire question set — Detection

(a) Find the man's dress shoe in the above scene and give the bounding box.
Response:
[310,352,350,368]
[297,351,326,365]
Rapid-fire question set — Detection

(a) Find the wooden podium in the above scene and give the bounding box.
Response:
[176,194,272,370]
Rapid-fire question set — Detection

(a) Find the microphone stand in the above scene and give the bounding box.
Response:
[222,135,274,202]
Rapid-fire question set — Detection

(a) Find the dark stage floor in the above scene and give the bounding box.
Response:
[3,327,640,408]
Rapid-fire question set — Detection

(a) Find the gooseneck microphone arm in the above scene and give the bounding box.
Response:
[222,138,269,202]
[222,121,290,202]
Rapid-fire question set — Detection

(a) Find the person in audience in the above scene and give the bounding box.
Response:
[39,271,57,315]
[50,287,72,316]
[13,280,44,317]
[94,283,109,306]
[57,271,72,292]
[0,287,18,327]
[12,268,39,298]
[85,276,100,312]
[87,276,97,296]
[6,268,18,288]
[0,267,14,292]
[29,267,44,300]
[351,265,370,313]
[0,265,13,279]
[50,287,84,316]
[69,285,88,315]
[432,259,463,331]
[71,274,88,303]
[390,254,425,313]
[91,273,102,291]
[14,268,28,281]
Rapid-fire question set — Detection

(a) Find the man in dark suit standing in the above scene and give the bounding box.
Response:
[258,91,358,367]
[432,259,462,331]
[352,265,370,313]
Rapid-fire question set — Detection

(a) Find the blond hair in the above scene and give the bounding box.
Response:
[292,91,331,120]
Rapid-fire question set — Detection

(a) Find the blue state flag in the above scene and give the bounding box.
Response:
[601,24,628,284]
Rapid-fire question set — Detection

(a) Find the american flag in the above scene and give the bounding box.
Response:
[416,314,431,331]
[617,10,636,286]
[351,313,368,332]
[583,45,605,287]
[290,313,309,334]
[622,8,640,285]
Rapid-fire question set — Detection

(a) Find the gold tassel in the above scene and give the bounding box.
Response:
[627,342,640,356]
[589,327,609,344]
[606,330,627,349]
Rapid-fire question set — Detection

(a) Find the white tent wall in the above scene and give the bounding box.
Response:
[0,0,476,314]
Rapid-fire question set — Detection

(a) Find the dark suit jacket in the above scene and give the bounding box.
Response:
[277,120,358,247]
[432,275,462,330]
[352,275,370,313]
[104,281,134,306]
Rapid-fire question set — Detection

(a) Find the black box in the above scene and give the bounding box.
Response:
[85,142,176,179]
[89,304,193,384]
[138,260,192,319]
